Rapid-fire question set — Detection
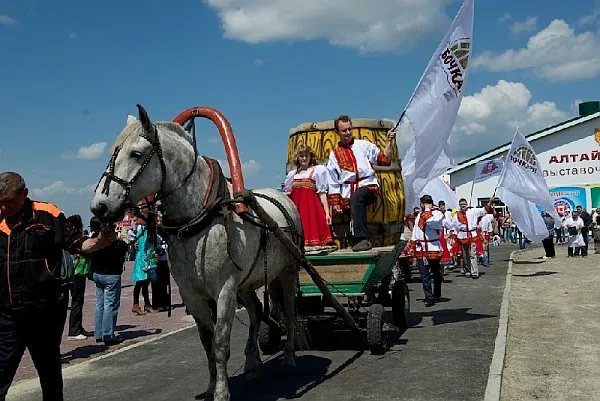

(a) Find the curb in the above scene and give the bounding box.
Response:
[484,249,518,401]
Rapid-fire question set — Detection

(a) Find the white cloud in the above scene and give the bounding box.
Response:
[62,142,107,160]
[571,99,584,114]
[217,159,262,177]
[205,0,452,52]
[578,11,598,25]
[207,136,221,144]
[498,13,512,23]
[450,80,569,160]
[473,19,600,82]
[510,16,537,36]
[69,33,77,40]
[30,181,95,198]
[254,58,265,66]
[0,15,16,25]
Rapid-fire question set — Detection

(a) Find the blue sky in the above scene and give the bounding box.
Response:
[1,0,599,222]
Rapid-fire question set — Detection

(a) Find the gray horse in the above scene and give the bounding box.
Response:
[90,105,300,401]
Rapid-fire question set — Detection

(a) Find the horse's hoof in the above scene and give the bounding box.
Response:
[205,382,216,397]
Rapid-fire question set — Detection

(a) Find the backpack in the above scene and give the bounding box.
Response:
[61,250,75,289]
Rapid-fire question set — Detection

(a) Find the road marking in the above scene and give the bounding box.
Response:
[484,249,518,401]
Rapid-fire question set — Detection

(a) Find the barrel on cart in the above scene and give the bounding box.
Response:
[287,118,405,249]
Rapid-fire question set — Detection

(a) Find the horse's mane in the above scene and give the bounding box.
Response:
[109,120,195,154]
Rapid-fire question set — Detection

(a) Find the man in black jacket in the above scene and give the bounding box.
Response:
[0,172,110,401]
[576,205,592,257]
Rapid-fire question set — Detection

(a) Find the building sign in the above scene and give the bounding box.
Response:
[549,186,587,214]
[540,127,600,185]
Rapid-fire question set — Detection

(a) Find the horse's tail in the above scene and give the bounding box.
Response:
[269,273,311,351]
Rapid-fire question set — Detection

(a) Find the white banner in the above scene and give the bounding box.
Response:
[416,176,459,210]
[400,0,475,213]
[497,128,561,242]
[474,157,504,182]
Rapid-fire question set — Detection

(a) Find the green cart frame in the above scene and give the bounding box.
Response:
[260,240,410,355]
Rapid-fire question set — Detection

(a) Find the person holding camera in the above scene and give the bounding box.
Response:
[88,217,129,345]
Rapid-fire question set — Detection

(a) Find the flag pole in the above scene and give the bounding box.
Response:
[393,110,406,130]
[469,164,477,205]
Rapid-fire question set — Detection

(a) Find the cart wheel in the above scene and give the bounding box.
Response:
[366,303,386,355]
[392,280,410,333]
[258,321,282,355]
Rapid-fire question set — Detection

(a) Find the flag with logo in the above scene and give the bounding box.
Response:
[474,157,504,182]
[400,0,475,213]
[497,128,561,242]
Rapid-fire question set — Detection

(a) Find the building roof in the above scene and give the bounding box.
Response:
[446,111,600,174]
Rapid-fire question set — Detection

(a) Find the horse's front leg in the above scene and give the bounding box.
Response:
[187,297,217,396]
[213,276,238,401]
[238,290,262,380]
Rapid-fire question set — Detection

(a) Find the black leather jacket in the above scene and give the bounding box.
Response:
[0,199,83,308]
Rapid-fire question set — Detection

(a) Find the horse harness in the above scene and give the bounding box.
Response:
[95,118,302,318]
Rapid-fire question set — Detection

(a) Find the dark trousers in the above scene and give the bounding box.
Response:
[0,305,64,401]
[57,290,69,343]
[350,187,377,241]
[568,246,582,257]
[417,258,442,302]
[542,237,555,258]
[133,280,151,306]
[68,277,87,336]
[151,261,170,309]
[581,230,589,256]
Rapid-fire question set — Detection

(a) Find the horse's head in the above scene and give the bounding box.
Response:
[90,105,169,223]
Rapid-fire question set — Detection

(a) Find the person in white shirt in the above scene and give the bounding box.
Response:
[406,195,445,307]
[563,210,585,257]
[327,115,396,252]
[451,198,495,279]
[478,213,495,266]
[438,200,455,270]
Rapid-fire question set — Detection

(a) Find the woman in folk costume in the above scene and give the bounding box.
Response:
[404,195,445,307]
[284,144,336,253]
[563,210,585,257]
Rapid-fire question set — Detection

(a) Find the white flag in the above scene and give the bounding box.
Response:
[474,157,504,182]
[400,0,475,213]
[417,176,459,211]
[497,128,561,242]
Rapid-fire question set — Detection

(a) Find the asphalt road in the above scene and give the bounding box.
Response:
[8,246,516,401]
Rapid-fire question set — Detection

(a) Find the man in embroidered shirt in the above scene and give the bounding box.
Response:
[451,198,495,279]
[407,195,445,307]
[327,115,396,252]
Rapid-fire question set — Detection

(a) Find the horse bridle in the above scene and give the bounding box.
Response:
[95,120,199,212]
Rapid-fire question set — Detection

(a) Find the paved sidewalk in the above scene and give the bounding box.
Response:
[13,262,194,383]
[501,246,600,400]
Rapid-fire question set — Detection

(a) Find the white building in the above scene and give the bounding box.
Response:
[447,101,600,213]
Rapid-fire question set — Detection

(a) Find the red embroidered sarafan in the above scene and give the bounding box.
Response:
[288,170,333,247]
